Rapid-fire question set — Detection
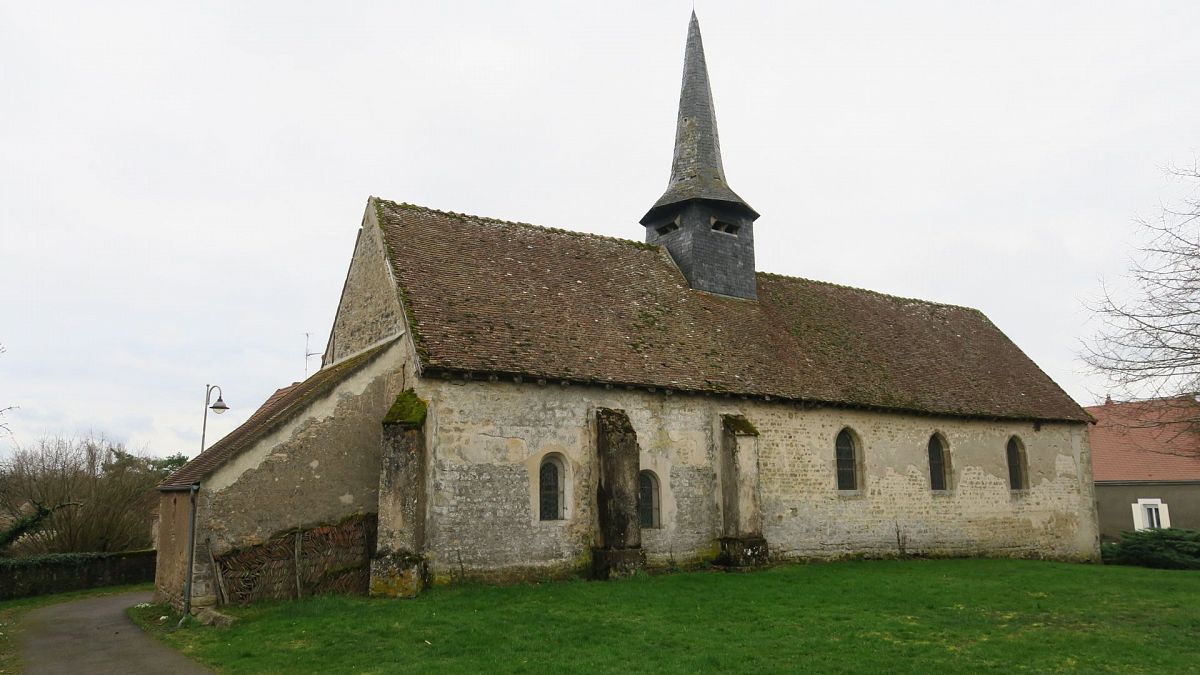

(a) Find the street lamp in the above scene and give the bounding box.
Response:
[181,383,230,626]
[200,384,228,453]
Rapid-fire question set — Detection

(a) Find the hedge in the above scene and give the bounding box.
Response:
[0,549,157,600]
[1102,528,1200,570]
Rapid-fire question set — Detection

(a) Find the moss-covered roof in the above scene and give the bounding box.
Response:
[159,341,395,490]
[373,199,1088,424]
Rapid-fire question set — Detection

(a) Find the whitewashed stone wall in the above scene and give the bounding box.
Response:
[412,378,1099,582]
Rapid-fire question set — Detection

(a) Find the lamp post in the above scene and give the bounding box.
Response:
[180,384,229,626]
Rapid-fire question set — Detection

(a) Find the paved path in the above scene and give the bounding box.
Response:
[20,590,212,674]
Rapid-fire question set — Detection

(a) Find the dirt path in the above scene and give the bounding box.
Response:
[19,590,211,674]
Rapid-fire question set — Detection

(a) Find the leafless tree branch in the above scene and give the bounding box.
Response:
[1083,164,1200,444]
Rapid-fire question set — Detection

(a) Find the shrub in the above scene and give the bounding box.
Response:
[0,549,156,600]
[0,436,183,555]
[1105,528,1200,570]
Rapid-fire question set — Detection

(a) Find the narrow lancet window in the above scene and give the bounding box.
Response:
[638,470,660,528]
[1006,437,1027,490]
[928,435,948,491]
[836,429,858,491]
[539,456,565,520]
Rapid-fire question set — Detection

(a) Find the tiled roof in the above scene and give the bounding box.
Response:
[375,199,1089,423]
[159,341,394,489]
[1086,397,1200,482]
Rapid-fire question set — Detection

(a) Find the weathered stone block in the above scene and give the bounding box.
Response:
[370,550,427,598]
[196,607,236,627]
[596,408,642,551]
[717,535,769,568]
[591,547,645,580]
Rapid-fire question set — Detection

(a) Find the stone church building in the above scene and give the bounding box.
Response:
[156,14,1098,610]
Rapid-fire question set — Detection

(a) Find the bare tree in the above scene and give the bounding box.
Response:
[1085,166,1200,401]
[0,436,180,555]
[0,343,13,436]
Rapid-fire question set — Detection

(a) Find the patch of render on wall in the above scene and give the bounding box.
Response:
[195,341,412,561]
[205,341,407,494]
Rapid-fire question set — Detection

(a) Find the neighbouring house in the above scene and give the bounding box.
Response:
[1086,396,1200,541]
[155,12,1099,612]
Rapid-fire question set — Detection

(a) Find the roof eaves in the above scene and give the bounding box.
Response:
[419,365,1091,424]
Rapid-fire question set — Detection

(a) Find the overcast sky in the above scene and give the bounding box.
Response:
[2,1,1198,458]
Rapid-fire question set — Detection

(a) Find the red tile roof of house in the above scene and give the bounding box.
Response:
[375,199,1089,423]
[159,341,394,489]
[1086,397,1200,482]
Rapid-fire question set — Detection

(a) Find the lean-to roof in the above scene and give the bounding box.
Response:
[159,341,393,490]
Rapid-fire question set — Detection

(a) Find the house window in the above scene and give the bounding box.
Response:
[539,455,566,521]
[656,222,680,236]
[1006,437,1027,490]
[1145,504,1162,529]
[928,434,949,491]
[1133,498,1171,530]
[836,428,859,491]
[638,470,660,528]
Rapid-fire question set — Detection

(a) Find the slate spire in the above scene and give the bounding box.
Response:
[641,12,760,301]
[641,11,757,225]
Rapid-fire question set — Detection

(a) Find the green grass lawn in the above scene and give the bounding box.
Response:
[130,560,1200,674]
[0,582,154,674]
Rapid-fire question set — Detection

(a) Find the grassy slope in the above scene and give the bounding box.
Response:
[0,582,154,674]
[131,560,1200,674]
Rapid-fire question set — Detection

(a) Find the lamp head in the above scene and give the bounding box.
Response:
[210,396,229,414]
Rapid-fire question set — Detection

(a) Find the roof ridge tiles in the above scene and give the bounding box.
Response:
[755,271,983,313]
[376,198,986,313]
[373,197,660,251]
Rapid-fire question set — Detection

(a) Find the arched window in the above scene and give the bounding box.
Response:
[1006,437,1027,490]
[638,470,660,528]
[835,428,859,491]
[539,455,565,520]
[928,434,949,491]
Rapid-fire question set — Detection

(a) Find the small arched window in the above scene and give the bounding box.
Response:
[638,470,660,529]
[1006,437,1027,490]
[928,435,949,491]
[835,428,859,491]
[539,455,565,520]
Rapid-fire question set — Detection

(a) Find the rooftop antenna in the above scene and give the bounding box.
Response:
[304,333,321,378]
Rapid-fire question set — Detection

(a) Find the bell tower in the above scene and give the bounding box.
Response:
[641,12,760,300]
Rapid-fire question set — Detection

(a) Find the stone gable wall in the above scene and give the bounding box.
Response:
[323,204,406,365]
[412,379,1099,582]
